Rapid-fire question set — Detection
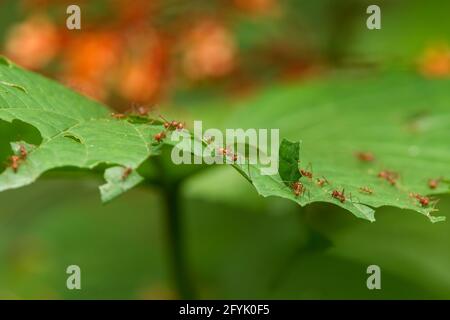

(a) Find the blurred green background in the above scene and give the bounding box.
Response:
[0,0,449,299]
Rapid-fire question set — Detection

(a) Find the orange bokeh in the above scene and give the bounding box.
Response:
[419,45,450,78]
[5,15,60,69]
[181,20,236,80]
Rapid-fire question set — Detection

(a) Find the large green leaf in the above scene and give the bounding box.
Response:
[226,72,450,222]
[0,57,163,201]
[0,57,448,222]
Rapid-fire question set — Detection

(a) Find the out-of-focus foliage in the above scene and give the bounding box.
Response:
[2,179,450,299]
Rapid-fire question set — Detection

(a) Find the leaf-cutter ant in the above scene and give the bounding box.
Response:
[359,186,373,195]
[410,193,433,207]
[378,170,399,186]
[428,177,443,189]
[316,177,329,187]
[299,162,313,179]
[203,136,215,145]
[218,147,238,163]
[7,155,21,173]
[111,113,127,119]
[355,151,375,162]
[19,144,27,160]
[291,181,306,197]
[160,116,185,131]
[218,147,228,155]
[331,189,346,203]
[121,167,133,181]
[154,131,166,143]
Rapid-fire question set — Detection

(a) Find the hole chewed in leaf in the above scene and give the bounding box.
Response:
[63,134,83,144]
[0,81,27,93]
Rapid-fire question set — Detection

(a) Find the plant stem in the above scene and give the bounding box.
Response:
[162,181,196,299]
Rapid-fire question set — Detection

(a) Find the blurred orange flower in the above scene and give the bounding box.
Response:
[233,0,277,15]
[116,28,168,103]
[182,20,236,80]
[60,31,123,100]
[62,31,122,83]
[419,44,450,78]
[4,15,60,69]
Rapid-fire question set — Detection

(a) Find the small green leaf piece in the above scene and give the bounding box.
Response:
[278,139,301,186]
[99,166,145,202]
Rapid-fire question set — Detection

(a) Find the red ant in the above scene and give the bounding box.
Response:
[419,196,430,207]
[218,147,229,156]
[121,167,133,181]
[299,162,313,179]
[331,189,346,203]
[300,169,312,179]
[428,177,442,189]
[8,155,21,173]
[316,177,329,187]
[19,144,27,160]
[291,181,306,197]
[378,170,399,186]
[218,147,238,162]
[355,151,375,162]
[359,186,373,195]
[154,131,166,143]
[111,113,127,119]
[160,116,185,131]
[409,193,432,207]
[203,136,215,145]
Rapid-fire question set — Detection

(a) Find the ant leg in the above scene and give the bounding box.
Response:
[349,193,361,203]
[430,198,440,211]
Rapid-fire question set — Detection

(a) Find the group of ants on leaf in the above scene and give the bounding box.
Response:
[5,105,442,211]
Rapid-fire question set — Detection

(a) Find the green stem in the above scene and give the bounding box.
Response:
[161,181,196,299]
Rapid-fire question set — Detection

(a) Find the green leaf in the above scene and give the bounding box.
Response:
[0,57,163,200]
[278,139,301,185]
[0,59,447,222]
[99,166,145,202]
[226,72,450,222]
